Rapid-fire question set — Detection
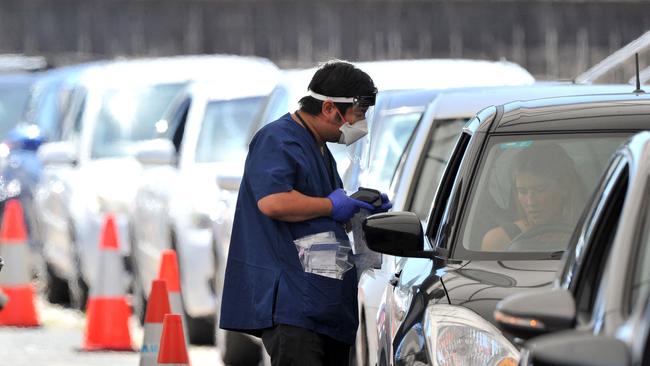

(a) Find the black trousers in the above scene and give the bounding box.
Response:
[261,324,351,366]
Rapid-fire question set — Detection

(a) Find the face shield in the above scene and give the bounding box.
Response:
[307,89,377,183]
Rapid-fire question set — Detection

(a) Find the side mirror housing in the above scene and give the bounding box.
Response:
[494,288,576,340]
[522,332,629,366]
[134,139,176,165]
[363,211,428,257]
[37,141,77,165]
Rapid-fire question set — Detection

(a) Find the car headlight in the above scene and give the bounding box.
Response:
[424,305,518,366]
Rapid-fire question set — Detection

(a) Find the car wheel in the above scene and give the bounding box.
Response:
[43,261,71,305]
[68,225,88,311]
[128,253,147,325]
[217,328,262,366]
[356,311,370,366]
[170,229,215,345]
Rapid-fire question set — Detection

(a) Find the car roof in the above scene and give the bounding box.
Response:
[355,58,534,91]
[77,55,279,88]
[425,83,637,121]
[493,91,650,133]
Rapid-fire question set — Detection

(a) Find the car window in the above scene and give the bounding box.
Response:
[573,162,628,322]
[166,98,191,153]
[460,135,625,253]
[364,111,424,191]
[408,119,467,220]
[90,83,184,159]
[194,96,263,163]
[629,183,650,314]
[0,84,32,139]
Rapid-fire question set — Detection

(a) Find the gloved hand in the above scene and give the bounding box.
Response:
[327,188,374,222]
[373,193,393,213]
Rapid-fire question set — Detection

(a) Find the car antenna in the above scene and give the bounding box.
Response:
[634,53,646,94]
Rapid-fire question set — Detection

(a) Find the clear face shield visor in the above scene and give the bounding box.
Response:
[307,89,377,180]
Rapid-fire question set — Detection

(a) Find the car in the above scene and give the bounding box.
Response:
[131,61,279,344]
[34,55,274,310]
[494,131,650,366]
[353,82,635,366]
[363,90,650,366]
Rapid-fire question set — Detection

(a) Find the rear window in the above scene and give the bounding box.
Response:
[460,134,626,253]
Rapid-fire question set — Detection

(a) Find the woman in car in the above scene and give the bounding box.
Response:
[482,144,585,251]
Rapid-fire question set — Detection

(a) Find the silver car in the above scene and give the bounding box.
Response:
[131,60,279,343]
[35,56,263,309]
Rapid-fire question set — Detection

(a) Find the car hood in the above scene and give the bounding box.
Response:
[436,259,561,323]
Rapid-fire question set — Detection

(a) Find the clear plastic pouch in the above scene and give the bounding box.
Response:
[294,231,354,280]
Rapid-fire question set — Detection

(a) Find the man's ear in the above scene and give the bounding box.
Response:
[321,100,335,115]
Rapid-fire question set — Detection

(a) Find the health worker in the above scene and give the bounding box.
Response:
[220,60,391,365]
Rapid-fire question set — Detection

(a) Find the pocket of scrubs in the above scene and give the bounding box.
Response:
[294,231,354,280]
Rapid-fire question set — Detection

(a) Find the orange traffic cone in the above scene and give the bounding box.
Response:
[157,250,188,344]
[0,199,39,327]
[82,214,133,351]
[157,314,190,366]
[139,279,172,366]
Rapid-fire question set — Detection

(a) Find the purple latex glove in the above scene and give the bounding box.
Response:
[327,188,374,222]
[373,193,393,213]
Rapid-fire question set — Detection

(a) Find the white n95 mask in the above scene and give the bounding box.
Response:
[338,119,368,146]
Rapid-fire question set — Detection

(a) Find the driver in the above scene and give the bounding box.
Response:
[482,144,585,251]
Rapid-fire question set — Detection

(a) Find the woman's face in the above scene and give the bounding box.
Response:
[515,172,565,226]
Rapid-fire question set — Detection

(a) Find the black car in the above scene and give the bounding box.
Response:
[364,91,650,366]
[495,131,650,366]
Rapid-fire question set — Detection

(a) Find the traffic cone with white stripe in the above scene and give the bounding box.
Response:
[82,214,133,351]
[0,199,39,327]
[157,314,190,366]
[139,279,172,366]
[157,250,188,344]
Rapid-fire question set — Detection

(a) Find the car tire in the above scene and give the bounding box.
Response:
[68,225,88,311]
[218,328,262,366]
[356,311,370,366]
[44,261,71,305]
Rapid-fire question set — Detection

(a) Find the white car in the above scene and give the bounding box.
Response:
[131,62,279,344]
[34,55,274,310]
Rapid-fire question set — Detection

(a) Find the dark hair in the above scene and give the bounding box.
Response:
[299,60,375,116]
[511,143,586,222]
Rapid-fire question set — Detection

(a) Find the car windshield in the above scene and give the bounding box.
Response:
[0,85,32,139]
[461,135,626,253]
[91,83,184,158]
[194,96,263,163]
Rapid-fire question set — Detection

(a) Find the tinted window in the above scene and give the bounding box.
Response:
[573,164,628,321]
[0,84,32,138]
[91,83,183,158]
[194,96,263,163]
[630,183,650,312]
[409,119,466,220]
[461,135,625,253]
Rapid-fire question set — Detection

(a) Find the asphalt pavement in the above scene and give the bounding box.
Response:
[0,296,222,366]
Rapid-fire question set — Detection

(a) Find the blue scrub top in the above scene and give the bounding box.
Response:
[220,113,358,345]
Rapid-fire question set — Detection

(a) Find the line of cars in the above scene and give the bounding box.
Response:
[354,41,650,366]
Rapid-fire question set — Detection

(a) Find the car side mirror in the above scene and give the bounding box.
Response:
[134,139,177,165]
[494,288,575,340]
[522,332,629,366]
[37,141,77,166]
[363,211,430,258]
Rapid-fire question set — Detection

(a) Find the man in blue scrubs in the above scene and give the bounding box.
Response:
[220,61,387,365]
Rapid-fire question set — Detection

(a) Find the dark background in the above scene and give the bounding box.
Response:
[1,0,649,79]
